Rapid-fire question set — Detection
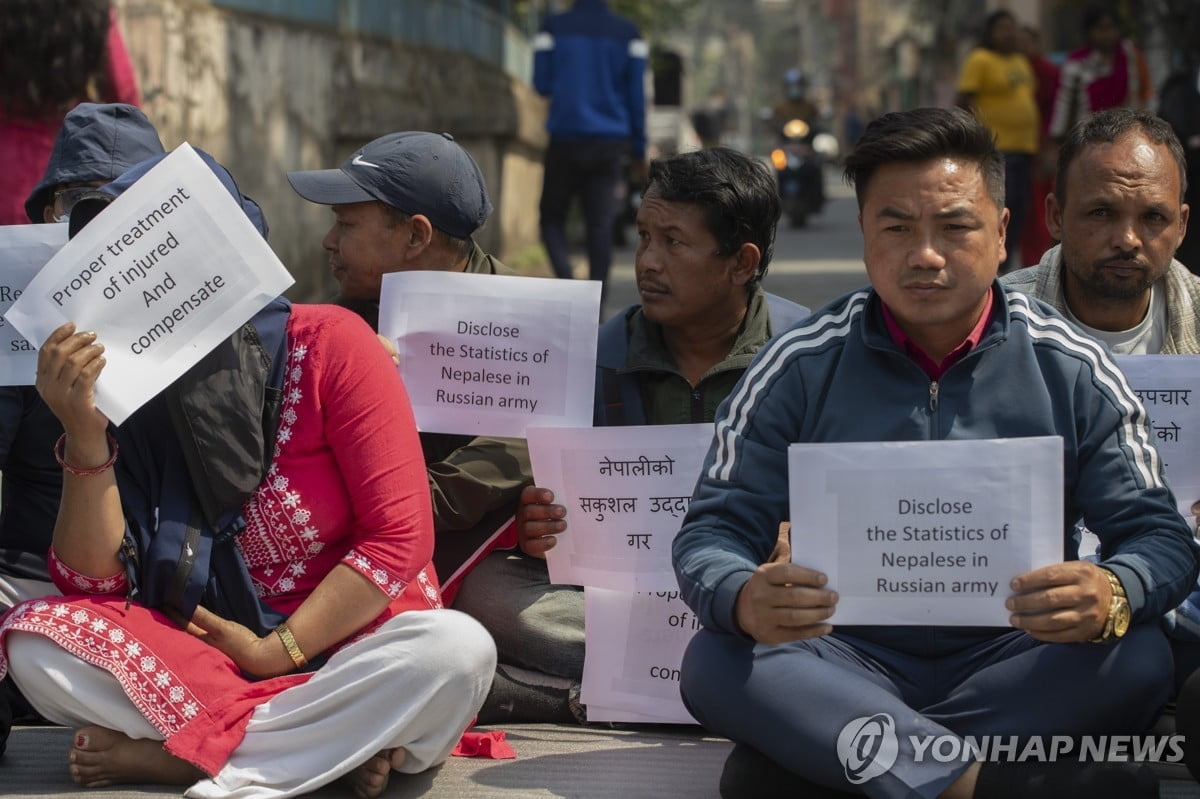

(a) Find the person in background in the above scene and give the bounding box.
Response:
[533,0,648,301]
[956,9,1040,272]
[0,0,140,226]
[1048,4,1152,142]
[1017,23,1060,264]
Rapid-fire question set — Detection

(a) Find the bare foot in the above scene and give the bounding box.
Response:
[69,727,203,788]
[346,748,408,799]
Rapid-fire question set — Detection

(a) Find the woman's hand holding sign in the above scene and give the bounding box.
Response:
[37,321,109,454]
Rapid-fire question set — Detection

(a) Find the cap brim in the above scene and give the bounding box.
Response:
[286,168,376,205]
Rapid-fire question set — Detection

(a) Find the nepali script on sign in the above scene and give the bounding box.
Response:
[581,587,698,724]
[1115,355,1200,519]
[3,143,294,425]
[379,271,600,438]
[528,423,713,592]
[789,437,1063,626]
[0,223,67,385]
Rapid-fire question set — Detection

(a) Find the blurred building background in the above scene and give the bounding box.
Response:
[109,0,1198,299]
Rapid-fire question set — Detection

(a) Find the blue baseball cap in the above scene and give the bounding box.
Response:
[285,131,493,240]
[25,102,165,223]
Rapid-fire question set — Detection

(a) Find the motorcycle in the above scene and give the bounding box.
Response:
[770,118,826,228]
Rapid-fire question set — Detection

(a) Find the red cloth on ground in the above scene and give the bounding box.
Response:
[452,728,517,759]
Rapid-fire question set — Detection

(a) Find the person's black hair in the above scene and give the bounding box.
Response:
[843,106,1004,210]
[645,146,780,287]
[0,0,112,119]
[1056,107,1188,204]
[982,9,1015,50]
[1082,3,1118,35]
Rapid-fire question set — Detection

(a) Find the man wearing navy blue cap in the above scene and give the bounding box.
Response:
[287,130,532,607]
[288,131,502,308]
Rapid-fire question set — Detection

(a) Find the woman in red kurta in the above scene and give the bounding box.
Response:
[0,304,496,798]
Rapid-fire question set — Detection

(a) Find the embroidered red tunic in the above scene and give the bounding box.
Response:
[0,305,442,774]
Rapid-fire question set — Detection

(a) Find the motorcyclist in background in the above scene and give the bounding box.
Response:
[768,69,825,227]
[770,69,819,132]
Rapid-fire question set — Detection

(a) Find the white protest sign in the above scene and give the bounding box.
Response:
[0,224,67,385]
[3,143,294,425]
[789,437,1063,626]
[528,423,713,591]
[581,586,698,724]
[1115,355,1200,519]
[379,271,600,438]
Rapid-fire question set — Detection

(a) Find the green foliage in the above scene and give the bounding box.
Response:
[610,0,702,36]
[506,0,701,38]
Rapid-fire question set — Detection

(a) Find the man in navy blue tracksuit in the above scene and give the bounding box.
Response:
[674,107,1198,799]
[533,0,647,296]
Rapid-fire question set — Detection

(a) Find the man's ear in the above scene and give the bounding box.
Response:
[731,242,761,286]
[407,214,436,251]
[1045,193,1064,242]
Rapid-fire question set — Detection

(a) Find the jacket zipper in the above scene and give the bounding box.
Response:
[929,381,939,412]
[690,389,704,423]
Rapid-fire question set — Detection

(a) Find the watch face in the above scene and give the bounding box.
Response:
[1113,600,1132,638]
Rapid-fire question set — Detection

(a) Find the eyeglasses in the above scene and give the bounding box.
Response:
[53,185,99,217]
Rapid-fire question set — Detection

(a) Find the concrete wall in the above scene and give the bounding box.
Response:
[115,0,548,301]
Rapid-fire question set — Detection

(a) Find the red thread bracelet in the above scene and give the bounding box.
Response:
[53,433,119,476]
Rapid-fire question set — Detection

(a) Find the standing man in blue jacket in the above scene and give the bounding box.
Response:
[533,0,647,299]
[674,107,1197,799]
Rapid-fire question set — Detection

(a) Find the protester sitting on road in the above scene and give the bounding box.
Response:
[287,131,531,604]
[0,101,165,756]
[454,147,808,724]
[674,106,1195,799]
[0,150,495,799]
[1008,107,1200,783]
[1,102,165,613]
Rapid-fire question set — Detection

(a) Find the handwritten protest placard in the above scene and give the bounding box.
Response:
[3,144,294,425]
[379,271,600,438]
[581,587,698,724]
[789,437,1063,625]
[528,423,713,591]
[1114,355,1200,519]
[0,224,67,385]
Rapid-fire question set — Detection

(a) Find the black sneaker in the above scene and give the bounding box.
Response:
[720,742,857,799]
[1177,666,1200,782]
[973,759,1158,799]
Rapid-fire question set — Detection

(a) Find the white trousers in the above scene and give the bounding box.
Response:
[0,575,59,611]
[7,608,496,799]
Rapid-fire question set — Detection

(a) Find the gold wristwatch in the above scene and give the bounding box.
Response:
[1089,568,1131,643]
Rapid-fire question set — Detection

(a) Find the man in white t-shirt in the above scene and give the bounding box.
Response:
[1004,105,1200,780]
[1003,107,1197,354]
